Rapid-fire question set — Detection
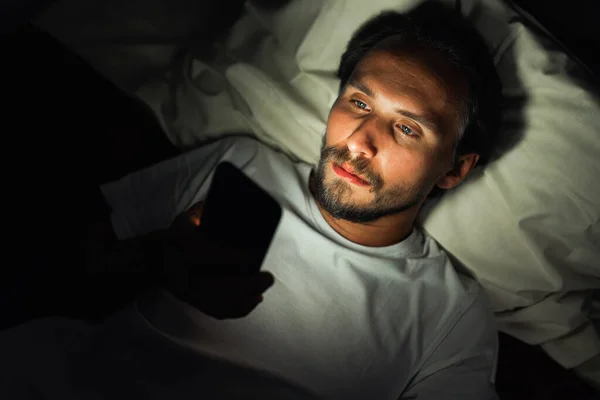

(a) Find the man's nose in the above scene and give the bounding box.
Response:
[346,116,381,159]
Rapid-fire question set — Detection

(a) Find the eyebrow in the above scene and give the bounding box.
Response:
[347,78,441,134]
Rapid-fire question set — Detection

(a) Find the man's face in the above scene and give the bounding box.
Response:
[314,43,467,223]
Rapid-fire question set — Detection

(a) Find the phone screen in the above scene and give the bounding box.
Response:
[199,161,282,275]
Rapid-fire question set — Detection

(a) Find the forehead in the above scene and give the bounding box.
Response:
[350,44,467,137]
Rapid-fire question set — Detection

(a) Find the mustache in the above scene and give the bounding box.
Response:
[321,145,383,190]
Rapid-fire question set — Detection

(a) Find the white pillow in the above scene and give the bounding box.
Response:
[418,1,600,369]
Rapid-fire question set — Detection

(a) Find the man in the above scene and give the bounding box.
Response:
[5,3,503,399]
[96,2,502,397]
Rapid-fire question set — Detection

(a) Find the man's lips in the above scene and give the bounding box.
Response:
[332,162,370,187]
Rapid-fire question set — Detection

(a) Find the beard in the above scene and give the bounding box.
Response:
[312,138,428,223]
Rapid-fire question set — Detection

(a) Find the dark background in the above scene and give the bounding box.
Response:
[2,1,599,399]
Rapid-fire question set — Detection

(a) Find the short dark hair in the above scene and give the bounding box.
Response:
[337,2,502,165]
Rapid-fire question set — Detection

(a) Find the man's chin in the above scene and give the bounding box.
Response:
[319,201,381,224]
[333,179,374,200]
[320,186,375,213]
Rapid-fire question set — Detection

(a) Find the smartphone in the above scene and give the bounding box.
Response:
[199,161,282,275]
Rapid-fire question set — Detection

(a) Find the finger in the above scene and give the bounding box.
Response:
[223,297,264,319]
[184,292,264,320]
[254,271,275,292]
[218,272,275,294]
[189,214,201,227]
[187,202,204,227]
[189,271,275,295]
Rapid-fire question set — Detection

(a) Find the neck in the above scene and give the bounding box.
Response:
[310,175,419,247]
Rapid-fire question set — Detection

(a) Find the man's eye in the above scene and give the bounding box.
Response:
[352,100,369,110]
[399,124,416,136]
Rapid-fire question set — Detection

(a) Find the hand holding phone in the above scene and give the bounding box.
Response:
[161,161,282,318]
[163,200,275,319]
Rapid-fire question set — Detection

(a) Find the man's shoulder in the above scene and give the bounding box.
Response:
[413,229,497,360]
[448,277,497,343]
[402,278,498,397]
[416,229,484,294]
[414,247,498,380]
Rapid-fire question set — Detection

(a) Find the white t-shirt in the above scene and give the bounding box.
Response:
[102,136,499,399]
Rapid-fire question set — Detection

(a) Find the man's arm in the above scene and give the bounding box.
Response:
[83,137,268,318]
[100,136,258,240]
[83,217,168,283]
[87,138,244,280]
[82,201,275,320]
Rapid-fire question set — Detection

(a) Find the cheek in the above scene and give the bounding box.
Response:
[381,151,433,187]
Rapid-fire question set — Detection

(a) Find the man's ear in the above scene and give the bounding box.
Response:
[436,153,480,190]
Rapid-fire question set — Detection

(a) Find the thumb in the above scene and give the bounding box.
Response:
[246,271,276,293]
[186,201,204,227]
[170,201,205,235]
[190,271,275,294]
